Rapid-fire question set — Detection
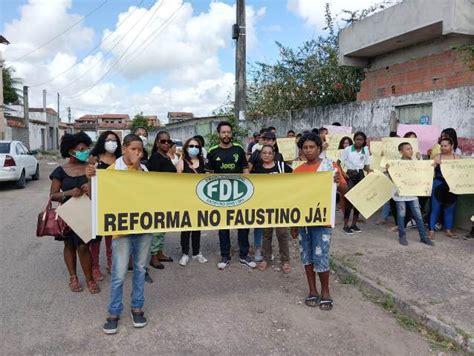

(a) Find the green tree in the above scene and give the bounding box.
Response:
[206,110,249,148]
[130,112,152,131]
[2,66,22,104]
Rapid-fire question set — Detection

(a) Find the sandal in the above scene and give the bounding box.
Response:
[319,298,333,311]
[158,256,174,262]
[69,275,83,292]
[282,263,291,274]
[446,231,458,239]
[257,261,268,271]
[304,295,320,307]
[87,280,100,294]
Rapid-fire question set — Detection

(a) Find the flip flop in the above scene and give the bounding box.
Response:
[304,295,320,307]
[319,298,333,311]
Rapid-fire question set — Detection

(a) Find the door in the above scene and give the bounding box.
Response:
[14,143,26,175]
[41,129,46,150]
[48,127,54,150]
[21,143,36,175]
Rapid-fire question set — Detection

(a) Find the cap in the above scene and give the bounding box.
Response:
[261,131,276,140]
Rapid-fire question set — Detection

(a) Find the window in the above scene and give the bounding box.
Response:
[396,103,432,125]
[20,143,30,154]
[0,142,10,154]
[15,144,25,155]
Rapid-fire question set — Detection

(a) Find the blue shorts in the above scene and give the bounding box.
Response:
[298,227,332,273]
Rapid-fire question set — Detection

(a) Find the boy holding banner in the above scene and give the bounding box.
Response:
[386,143,434,247]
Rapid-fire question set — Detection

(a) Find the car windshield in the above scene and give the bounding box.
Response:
[0,142,11,154]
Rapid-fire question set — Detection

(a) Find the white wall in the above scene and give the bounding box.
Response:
[28,123,47,151]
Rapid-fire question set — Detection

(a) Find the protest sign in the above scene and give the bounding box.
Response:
[345,170,394,219]
[369,141,383,171]
[92,171,336,235]
[326,134,348,150]
[277,138,297,161]
[380,137,419,168]
[325,149,343,162]
[57,195,93,243]
[325,125,352,135]
[397,124,440,154]
[440,159,474,194]
[291,161,305,170]
[387,160,434,196]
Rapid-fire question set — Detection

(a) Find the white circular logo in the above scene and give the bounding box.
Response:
[196,175,254,207]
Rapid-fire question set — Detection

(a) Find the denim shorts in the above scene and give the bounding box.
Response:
[298,227,332,273]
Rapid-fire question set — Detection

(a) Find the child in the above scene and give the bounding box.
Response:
[87,134,153,334]
[387,142,434,246]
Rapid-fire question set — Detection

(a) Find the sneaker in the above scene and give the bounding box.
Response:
[350,225,362,233]
[343,226,354,235]
[179,254,190,267]
[399,236,408,246]
[217,257,230,270]
[239,256,257,269]
[464,234,474,241]
[434,222,442,231]
[130,310,147,328]
[420,238,434,246]
[192,253,208,263]
[406,220,417,229]
[103,316,119,334]
[255,248,263,262]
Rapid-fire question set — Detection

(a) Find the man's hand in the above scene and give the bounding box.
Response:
[290,227,299,239]
[416,152,422,160]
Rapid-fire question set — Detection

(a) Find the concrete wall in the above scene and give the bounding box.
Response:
[28,123,48,151]
[165,116,227,143]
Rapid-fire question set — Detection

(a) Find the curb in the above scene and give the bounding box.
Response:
[331,258,473,353]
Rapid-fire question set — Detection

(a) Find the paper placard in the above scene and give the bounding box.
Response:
[440,159,474,194]
[345,170,394,219]
[277,138,297,161]
[380,137,419,168]
[325,125,352,134]
[369,141,383,171]
[57,195,93,243]
[397,124,440,154]
[325,149,343,162]
[326,134,350,150]
[387,160,434,196]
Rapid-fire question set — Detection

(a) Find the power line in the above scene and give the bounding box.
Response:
[11,0,109,62]
[65,2,184,99]
[30,0,146,88]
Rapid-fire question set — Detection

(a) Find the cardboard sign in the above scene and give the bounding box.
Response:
[441,159,474,194]
[277,138,297,161]
[387,160,434,196]
[397,124,440,154]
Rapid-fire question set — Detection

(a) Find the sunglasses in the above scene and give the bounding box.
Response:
[188,145,200,148]
[159,139,173,145]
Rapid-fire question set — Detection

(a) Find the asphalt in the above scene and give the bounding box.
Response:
[0,159,449,355]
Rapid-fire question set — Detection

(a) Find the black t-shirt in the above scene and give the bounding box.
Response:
[146,152,177,173]
[253,163,293,174]
[249,149,284,170]
[49,166,88,201]
[206,144,248,173]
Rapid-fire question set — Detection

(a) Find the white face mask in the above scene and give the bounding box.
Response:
[139,136,148,145]
[104,141,118,153]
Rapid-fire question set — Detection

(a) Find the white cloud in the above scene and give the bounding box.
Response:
[287,0,396,30]
[2,0,265,122]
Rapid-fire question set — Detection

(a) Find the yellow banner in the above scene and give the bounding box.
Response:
[276,138,297,161]
[93,170,335,235]
[380,137,419,168]
[440,159,474,194]
[345,170,394,219]
[387,160,434,196]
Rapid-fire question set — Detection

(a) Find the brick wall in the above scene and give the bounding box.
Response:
[358,50,474,101]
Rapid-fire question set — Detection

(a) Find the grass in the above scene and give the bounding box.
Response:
[341,275,357,285]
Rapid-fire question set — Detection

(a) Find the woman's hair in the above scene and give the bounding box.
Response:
[441,128,458,150]
[132,126,148,136]
[123,134,143,147]
[297,133,323,150]
[403,131,417,138]
[182,137,204,164]
[151,131,170,154]
[193,135,205,147]
[353,131,368,147]
[338,136,353,149]
[440,137,454,147]
[90,131,121,159]
[60,131,92,158]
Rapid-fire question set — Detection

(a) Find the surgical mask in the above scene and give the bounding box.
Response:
[139,136,148,145]
[105,141,118,153]
[187,147,200,157]
[74,150,90,162]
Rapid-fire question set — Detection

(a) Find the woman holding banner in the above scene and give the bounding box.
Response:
[429,137,462,239]
[176,138,208,267]
[253,145,292,274]
[291,133,347,310]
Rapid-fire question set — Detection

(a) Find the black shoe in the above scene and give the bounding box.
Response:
[399,237,408,246]
[130,310,147,328]
[239,256,257,269]
[350,225,362,233]
[103,316,119,334]
[420,238,434,246]
[343,226,354,235]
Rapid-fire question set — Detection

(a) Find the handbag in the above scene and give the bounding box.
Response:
[36,197,70,238]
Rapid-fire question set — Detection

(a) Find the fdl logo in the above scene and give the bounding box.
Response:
[196,175,254,207]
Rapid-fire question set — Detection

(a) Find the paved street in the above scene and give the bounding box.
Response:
[0,160,448,355]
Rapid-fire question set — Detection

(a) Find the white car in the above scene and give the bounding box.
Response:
[0,140,39,188]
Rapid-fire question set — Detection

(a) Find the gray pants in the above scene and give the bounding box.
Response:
[263,227,290,264]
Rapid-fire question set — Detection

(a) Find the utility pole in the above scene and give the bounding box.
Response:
[67,106,71,123]
[57,92,60,120]
[234,0,246,121]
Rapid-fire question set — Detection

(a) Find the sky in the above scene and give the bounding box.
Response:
[0,0,383,123]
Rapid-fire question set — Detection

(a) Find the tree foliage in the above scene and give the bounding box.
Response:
[205,113,249,148]
[2,66,22,104]
[130,112,152,131]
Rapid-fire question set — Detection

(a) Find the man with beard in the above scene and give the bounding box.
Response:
[206,122,257,270]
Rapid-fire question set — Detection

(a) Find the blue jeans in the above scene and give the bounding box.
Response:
[108,233,153,316]
[253,228,263,248]
[396,199,427,240]
[298,227,332,273]
[381,201,391,220]
[218,228,250,259]
[429,178,457,230]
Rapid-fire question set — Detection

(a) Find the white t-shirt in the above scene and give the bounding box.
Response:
[340,145,370,170]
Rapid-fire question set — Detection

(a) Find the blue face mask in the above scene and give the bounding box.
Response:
[74,150,90,162]
[187,147,200,157]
